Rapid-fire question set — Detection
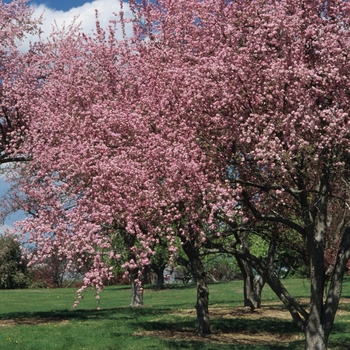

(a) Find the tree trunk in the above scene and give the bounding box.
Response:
[119,228,144,307]
[236,256,262,309]
[304,257,327,350]
[151,262,166,290]
[156,268,165,290]
[304,227,350,349]
[130,268,143,307]
[303,169,330,350]
[195,275,210,336]
[237,170,350,350]
[236,229,262,310]
[235,230,277,310]
[182,239,211,336]
[304,324,327,350]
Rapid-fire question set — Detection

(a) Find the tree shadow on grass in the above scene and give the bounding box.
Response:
[211,316,300,334]
[327,321,350,350]
[1,305,346,350]
[135,315,300,334]
[328,339,350,350]
[161,340,304,350]
[0,306,169,325]
[130,313,305,350]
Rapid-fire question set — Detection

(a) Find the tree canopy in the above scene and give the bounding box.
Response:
[3,0,350,348]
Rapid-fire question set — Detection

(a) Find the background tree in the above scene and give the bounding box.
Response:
[0,235,29,289]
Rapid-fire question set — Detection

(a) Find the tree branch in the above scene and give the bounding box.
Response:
[235,178,302,201]
[242,191,305,236]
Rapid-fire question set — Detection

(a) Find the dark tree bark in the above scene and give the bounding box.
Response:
[181,238,211,336]
[236,256,262,310]
[156,267,165,290]
[151,261,166,290]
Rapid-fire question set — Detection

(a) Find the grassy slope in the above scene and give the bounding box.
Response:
[0,278,348,349]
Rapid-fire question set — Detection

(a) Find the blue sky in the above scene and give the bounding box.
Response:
[3,0,94,11]
[4,0,107,11]
[0,175,22,234]
[28,0,94,12]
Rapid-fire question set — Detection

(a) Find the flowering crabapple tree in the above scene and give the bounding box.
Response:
[7,7,218,332]
[125,0,350,348]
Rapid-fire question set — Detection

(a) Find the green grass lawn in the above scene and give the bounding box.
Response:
[0,278,349,349]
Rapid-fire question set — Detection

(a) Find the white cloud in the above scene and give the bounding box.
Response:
[20,0,134,51]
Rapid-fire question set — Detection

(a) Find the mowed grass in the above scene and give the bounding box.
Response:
[0,278,349,349]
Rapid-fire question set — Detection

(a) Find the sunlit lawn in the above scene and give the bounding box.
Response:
[0,278,349,349]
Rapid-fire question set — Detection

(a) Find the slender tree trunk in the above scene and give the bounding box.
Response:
[323,265,333,300]
[304,325,327,350]
[182,239,211,336]
[304,171,328,350]
[236,256,262,309]
[130,268,143,307]
[151,262,166,290]
[156,268,165,290]
[304,268,327,350]
[324,227,350,335]
[236,231,262,309]
[235,231,277,310]
[304,249,327,350]
[119,228,144,307]
[194,271,210,336]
